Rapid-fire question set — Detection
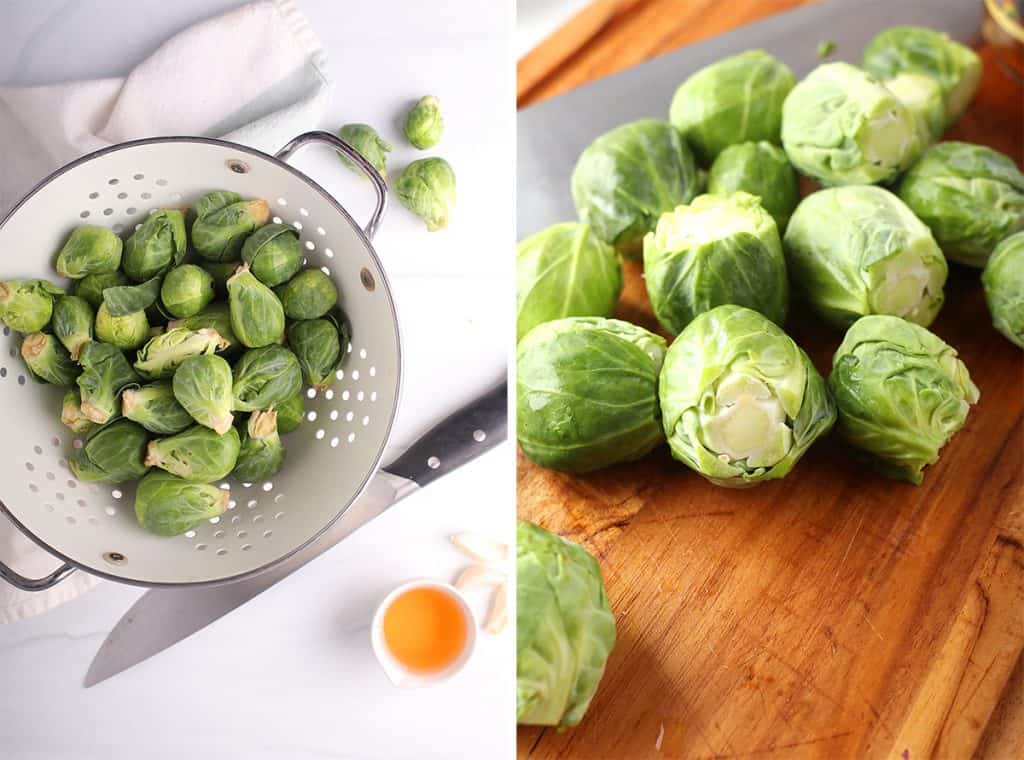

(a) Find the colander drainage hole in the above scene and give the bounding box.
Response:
[108,178,119,186]
[28,484,38,493]
[89,192,100,199]
[104,507,116,517]
[213,530,225,539]
[185,530,196,538]
[262,482,273,492]
[45,472,55,481]
[196,543,207,551]
[305,241,315,251]
[241,544,252,551]
[216,548,228,556]
[25,462,33,471]
[111,489,122,499]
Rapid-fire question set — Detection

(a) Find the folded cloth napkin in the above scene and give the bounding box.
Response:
[0,0,331,623]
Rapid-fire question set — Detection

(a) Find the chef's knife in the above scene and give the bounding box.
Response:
[84,380,507,688]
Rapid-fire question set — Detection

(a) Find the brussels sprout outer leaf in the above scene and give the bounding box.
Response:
[275,268,338,321]
[62,390,96,434]
[76,342,139,424]
[982,231,1024,348]
[240,224,303,287]
[70,419,150,483]
[275,392,305,434]
[121,382,195,435]
[192,193,270,262]
[233,411,286,482]
[55,226,123,279]
[0,279,64,333]
[167,302,239,351]
[51,295,95,359]
[122,210,187,281]
[227,265,286,347]
[73,271,128,309]
[134,327,228,380]
[160,265,216,319]
[135,471,229,536]
[706,142,799,232]
[102,276,162,317]
[21,333,80,386]
[172,354,234,434]
[286,319,341,390]
[231,345,303,412]
[145,425,241,482]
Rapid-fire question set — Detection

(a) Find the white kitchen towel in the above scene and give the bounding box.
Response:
[0,0,331,623]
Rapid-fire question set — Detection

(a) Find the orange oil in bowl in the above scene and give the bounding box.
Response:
[381,585,469,674]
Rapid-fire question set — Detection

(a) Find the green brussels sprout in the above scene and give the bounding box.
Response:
[102,276,161,316]
[516,519,615,728]
[233,411,286,482]
[275,268,338,320]
[863,25,982,126]
[660,305,835,487]
[76,341,139,424]
[643,192,787,336]
[51,296,94,360]
[982,231,1024,348]
[134,327,227,380]
[61,390,96,435]
[134,471,229,536]
[884,73,945,148]
[172,354,234,434]
[73,271,128,309]
[829,315,979,483]
[240,224,303,287]
[20,333,79,386]
[394,157,456,232]
[145,425,241,482]
[200,261,241,296]
[817,39,836,59]
[286,319,342,390]
[517,317,667,473]
[516,223,622,343]
[706,141,799,232]
[669,51,796,164]
[897,142,1024,268]
[337,123,392,179]
[402,96,443,150]
[781,62,920,186]
[121,382,195,435]
[94,302,149,350]
[54,225,122,279]
[192,191,270,262]
[227,265,286,347]
[70,419,150,483]
[784,186,947,328]
[122,210,187,282]
[571,120,699,258]
[167,302,239,352]
[275,391,305,434]
[0,279,64,333]
[231,345,303,412]
[160,265,215,319]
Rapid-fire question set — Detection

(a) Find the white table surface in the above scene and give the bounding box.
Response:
[0,1,514,758]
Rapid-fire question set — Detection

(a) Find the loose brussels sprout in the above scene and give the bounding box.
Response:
[134,327,227,380]
[275,392,305,434]
[863,25,981,126]
[145,425,241,482]
[669,51,796,164]
[897,142,1024,267]
[286,319,341,390]
[781,62,919,186]
[54,226,122,279]
[240,224,303,287]
[134,471,228,536]
[201,261,241,296]
[571,120,699,258]
[394,157,456,232]
[172,354,234,434]
[337,123,392,179]
[94,302,149,350]
[102,276,161,316]
[61,390,96,435]
[784,186,947,328]
[884,73,945,148]
[70,419,150,483]
[167,302,239,353]
[982,231,1024,348]
[76,341,139,424]
[706,142,799,232]
[275,268,337,320]
[122,210,187,282]
[231,345,302,412]
[161,265,215,319]
[517,317,667,473]
[643,192,788,335]
[20,333,79,386]
[402,96,443,150]
[192,191,270,262]
[829,315,979,483]
[122,382,195,435]
[73,271,128,309]
[51,296,94,359]
[516,520,615,728]
[660,305,835,487]
[0,279,63,333]
[233,411,286,482]
[227,265,286,347]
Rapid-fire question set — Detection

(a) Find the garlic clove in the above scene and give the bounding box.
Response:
[484,582,508,634]
[454,564,505,592]
[451,532,509,563]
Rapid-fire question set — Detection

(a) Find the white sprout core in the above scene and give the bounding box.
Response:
[703,374,791,468]
[872,248,937,322]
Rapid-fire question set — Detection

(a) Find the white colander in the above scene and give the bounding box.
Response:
[0,132,401,590]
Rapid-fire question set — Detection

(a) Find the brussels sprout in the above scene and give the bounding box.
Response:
[982,231,1024,348]
[897,142,1024,268]
[167,302,239,352]
[275,268,337,320]
[402,96,443,150]
[233,411,286,482]
[571,120,699,258]
[660,305,835,487]
[707,142,799,232]
[61,390,96,435]
[516,520,615,728]
[134,327,227,380]
[160,265,215,319]
[145,425,241,482]
[817,40,836,59]
[275,392,305,434]
[122,382,195,435]
[337,123,392,179]
[76,341,139,424]
[0,279,63,333]
[884,73,945,148]
[73,271,128,309]
[643,192,787,336]
[192,191,270,262]
[20,333,79,386]
[669,51,796,164]
[784,186,947,328]
[134,471,229,537]
[172,354,234,434]
[94,302,149,350]
[829,315,979,483]
[51,296,94,359]
[231,345,303,412]
[517,317,667,473]
[102,276,161,316]
[781,62,919,186]
[54,226,122,279]
[122,210,187,281]
[240,224,302,287]
[394,157,456,232]
[70,419,150,483]
[201,261,241,296]
[227,265,286,347]
[286,319,341,390]
[863,25,981,125]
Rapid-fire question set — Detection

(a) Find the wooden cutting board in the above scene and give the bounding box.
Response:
[517,2,1024,758]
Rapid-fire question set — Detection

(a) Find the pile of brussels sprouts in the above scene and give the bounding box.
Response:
[0,191,352,537]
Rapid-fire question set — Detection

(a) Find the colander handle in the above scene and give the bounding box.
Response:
[0,558,76,592]
[274,130,388,241]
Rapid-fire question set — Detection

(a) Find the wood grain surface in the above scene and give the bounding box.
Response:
[517,2,1024,758]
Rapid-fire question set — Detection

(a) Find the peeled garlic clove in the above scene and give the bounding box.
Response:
[484,582,508,634]
[454,564,505,592]
[450,533,509,563]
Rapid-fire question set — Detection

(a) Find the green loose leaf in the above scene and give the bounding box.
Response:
[77,342,139,425]
[55,226,122,279]
[192,191,270,262]
[227,265,286,347]
[103,276,162,317]
[167,302,239,352]
[134,471,228,536]
[21,333,79,386]
[982,231,1024,348]
[51,295,94,360]
[394,157,456,232]
[231,345,303,412]
[172,354,234,434]
[121,382,195,435]
[817,39,836,58]
[338,124,393,179]
[145,425,241,482]
[0,279,64,333]
[134,327,228,380]
[73,271,129,309]
[70,419,150,483]
[402,96,443,150]
[233,411,286,482]
[240,224,303,287]
[122,210,187,282]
